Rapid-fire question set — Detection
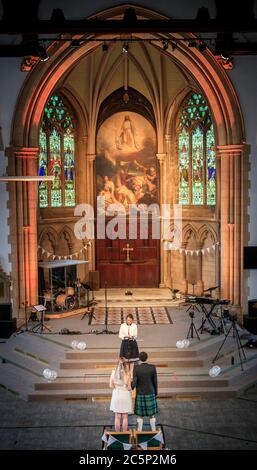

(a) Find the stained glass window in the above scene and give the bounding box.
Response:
[178,129,189,204]
[177,93,216,205]
[39,94,76,208]
[39,129,48,207]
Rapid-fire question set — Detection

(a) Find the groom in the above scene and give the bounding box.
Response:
[132,351,158,431]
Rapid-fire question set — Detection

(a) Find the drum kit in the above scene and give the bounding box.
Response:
[41,285,77,312]
[41,279,95,313]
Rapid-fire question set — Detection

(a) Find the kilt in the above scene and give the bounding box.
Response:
[135,394,158,417]
[120,338,139,362]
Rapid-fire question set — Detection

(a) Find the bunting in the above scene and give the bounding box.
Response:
[164,241,220,256]
[101,433,132,450]
[38,242,91,260]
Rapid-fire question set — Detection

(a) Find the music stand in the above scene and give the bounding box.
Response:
[31,305,50,334]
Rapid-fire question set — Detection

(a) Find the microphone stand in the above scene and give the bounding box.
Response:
[96,283,117,335]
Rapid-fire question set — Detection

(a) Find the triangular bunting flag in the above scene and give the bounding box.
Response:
[123,443,132,450]
[207,247,210,253]
[106,435,117,447]
[201,249,205,254]
[139,441,148,450]
[101,433,108,443]
[153,432,164,444]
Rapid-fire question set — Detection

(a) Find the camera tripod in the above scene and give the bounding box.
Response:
[187,310,200,340]
[212,315,246,370]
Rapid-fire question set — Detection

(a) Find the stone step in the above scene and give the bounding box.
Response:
[0,363,37,399]
[59,357,205,369]
[28,386,237,401]
[34,375,229,391]
[0,348,55,376]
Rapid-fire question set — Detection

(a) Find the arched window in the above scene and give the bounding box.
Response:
[177,93,216,205]
[38,94,76,208]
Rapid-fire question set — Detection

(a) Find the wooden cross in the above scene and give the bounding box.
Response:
[123,243,134,262]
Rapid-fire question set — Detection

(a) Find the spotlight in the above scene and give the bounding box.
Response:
[188,41,197,48]
[102,42,109,52]
[70,39,81,48]
[198,42,206,52]
[122,43,129,53]
[162,40,169,51]
[37,45,49,62]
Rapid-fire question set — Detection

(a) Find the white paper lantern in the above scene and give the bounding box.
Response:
[182,339,190,348]
[43,368,52,379]
[50,370,58,380]
[176,340,184,349]
[71,340,79,349]
[77,341,87,350]
[209,365,221,377]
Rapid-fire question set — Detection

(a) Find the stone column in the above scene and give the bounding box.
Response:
[157,152,167,287]
[86,153,96,271]
[217,145,245,309]
[181,242,188,294]
[196,242,204,295]
[7,147,39,315]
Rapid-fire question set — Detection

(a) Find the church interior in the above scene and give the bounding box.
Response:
[0,0,257,452]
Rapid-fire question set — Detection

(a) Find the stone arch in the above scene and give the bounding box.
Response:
[39,227,58,256]
[7,3,246,312]
[56,226,75,256]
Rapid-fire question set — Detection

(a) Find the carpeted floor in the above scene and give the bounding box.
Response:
[89,306,173,325]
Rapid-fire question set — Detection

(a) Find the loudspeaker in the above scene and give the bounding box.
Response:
[89,270,100,291]
[0,318,17,338]
[248,299,257,318]
[0,303,12,321]
[243,316,257,334]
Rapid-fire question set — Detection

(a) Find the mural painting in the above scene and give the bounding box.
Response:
[96,112,157,212]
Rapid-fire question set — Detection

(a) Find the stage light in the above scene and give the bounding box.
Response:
[188,41,197,48]
[209,365,221,377]
[37,46,49,62]
[162,40,169,51]
[71,340,79,349]
[182,339,190,348]
[102,42,109,52]
[122,43,129,53]
[77,341,87,350]
[176,340,184,349]
[70,39,81,48]
[198,42,206,52]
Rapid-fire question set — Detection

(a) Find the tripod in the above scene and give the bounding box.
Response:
[187,311,200,340]
[212,316,246,370]
[96,283,117,335]
[31,305,51,334]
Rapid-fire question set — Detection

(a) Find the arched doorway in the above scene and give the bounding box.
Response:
[7,4,246,315]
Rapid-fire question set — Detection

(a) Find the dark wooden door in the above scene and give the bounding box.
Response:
[96,218,159,288]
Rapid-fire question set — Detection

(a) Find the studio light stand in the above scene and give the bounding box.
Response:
[212,314,246,370]
[187,310,200,340]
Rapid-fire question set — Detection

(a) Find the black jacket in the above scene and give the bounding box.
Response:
[132,362,158,396]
